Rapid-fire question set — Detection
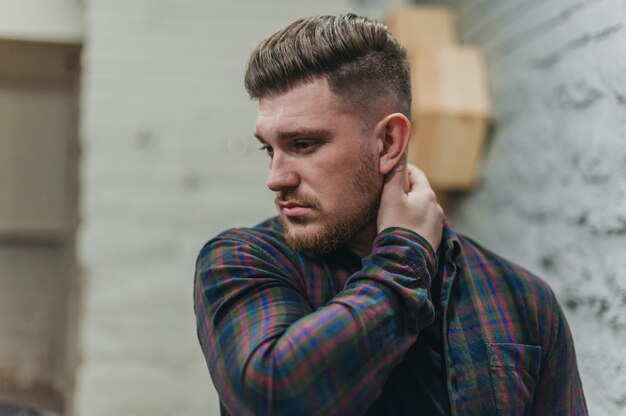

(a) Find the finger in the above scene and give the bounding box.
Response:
[403,165,411,193]
[383,153,409,194]
[406,164,431,192]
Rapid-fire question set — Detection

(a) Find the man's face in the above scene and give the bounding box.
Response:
[254,77,384,255]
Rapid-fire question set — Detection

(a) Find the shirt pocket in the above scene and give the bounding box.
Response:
[486,343,541,416]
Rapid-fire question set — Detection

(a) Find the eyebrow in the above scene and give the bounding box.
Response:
[254,129,331,143]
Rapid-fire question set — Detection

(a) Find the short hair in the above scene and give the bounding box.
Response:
[244,13,411,119]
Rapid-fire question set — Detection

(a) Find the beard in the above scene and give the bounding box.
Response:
[276,144,381,256]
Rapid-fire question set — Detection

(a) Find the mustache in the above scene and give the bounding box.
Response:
[274,190,321,211]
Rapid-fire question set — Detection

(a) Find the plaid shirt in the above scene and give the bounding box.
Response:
[195,217,587,415]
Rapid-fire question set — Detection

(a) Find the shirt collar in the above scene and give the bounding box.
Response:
[441,218,462,264]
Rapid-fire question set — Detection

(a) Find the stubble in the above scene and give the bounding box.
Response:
[277,144,380,255]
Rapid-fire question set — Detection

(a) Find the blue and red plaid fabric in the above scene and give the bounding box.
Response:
[194,217,587,415]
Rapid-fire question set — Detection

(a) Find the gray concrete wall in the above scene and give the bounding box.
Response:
[428,0,626,415]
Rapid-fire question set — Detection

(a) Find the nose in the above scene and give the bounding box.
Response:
[266,154,299,192]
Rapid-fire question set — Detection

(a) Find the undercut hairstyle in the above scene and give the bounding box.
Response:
[244,13,412,120]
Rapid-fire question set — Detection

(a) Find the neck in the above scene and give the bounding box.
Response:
[347,222,378,258]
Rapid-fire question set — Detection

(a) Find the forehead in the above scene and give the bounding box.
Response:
[254,78,351,136]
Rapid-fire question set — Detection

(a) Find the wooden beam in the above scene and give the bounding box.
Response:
[0,223,74,245]
[0,38,81,87]
[386,5,459,50]
[0,388,63,413]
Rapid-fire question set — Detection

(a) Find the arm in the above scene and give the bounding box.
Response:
[195,227,436,415]
[194,163,444,415]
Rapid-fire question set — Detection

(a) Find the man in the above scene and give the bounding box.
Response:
[194,14,587,416]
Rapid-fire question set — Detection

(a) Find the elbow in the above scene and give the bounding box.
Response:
[239,354,317,414]
[219,344,320,415]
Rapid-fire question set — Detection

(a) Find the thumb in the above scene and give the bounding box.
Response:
[382,153,409,195]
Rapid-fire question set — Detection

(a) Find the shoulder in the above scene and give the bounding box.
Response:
[456,233,556,303]
[446,229,579,376]
[195,217,309,282]
[452,232,564,344]
[197,217,286,261]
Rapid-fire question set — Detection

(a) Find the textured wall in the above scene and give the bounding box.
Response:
[429,0,626,415]
[76,1,407,415]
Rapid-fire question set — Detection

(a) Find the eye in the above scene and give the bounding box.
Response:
[259,144,274,157]
[294,141,317,152]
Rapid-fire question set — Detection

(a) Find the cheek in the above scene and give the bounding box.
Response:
[320,167,372,203]
[307,172,353,209]
[306,144,379,201]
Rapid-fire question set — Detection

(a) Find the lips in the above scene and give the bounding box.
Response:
[279,201,313,217]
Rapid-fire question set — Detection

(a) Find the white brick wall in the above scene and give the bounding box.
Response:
[431,0,626,415]
[76,1,408,415]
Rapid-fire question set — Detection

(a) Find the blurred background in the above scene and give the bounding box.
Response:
[0,0,625,415]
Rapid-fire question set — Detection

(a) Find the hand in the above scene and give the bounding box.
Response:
[377,158,444,251]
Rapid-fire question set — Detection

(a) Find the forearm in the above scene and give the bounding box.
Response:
[240,286,418,414]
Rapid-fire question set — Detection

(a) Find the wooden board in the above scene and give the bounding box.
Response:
[0,38,80,241]
[409,45,491,190]
[409,113,489,190]
[386,6,458,51]
[411,45,491,117]
[0,38,80,87]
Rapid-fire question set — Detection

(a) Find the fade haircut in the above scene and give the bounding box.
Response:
[244,13,411,120]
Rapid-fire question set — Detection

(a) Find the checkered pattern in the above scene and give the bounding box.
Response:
[194,218,587,415]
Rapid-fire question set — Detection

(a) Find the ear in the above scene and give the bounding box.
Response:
[375,113,411,176]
